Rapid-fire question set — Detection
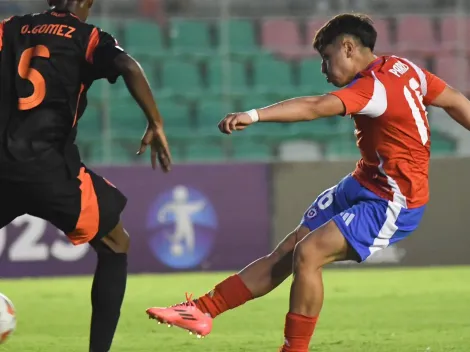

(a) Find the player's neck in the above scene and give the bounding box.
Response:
[53,5,87,21]
[358,53,379,72]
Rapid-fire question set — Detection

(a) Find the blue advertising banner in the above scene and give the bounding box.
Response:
[0,164,270,277]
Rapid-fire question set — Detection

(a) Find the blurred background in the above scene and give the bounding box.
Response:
[2,2,470,351]
[0,0,468,270]
[2,0,468,165]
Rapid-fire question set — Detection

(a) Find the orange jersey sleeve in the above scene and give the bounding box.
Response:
[0,17,13,52]
[329,77,375,116]
[423,69,447,105]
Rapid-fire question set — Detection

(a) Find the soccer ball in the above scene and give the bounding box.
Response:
[170,243,185,256]
[0,293,16,344]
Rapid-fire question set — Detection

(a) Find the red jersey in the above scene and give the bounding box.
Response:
[330,56,447,208]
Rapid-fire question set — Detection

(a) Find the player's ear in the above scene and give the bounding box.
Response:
[343,38,355,59]
[81,0,93,9]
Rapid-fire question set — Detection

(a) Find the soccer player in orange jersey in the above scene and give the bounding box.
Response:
[147,13,470,351]
[0,1,171,351]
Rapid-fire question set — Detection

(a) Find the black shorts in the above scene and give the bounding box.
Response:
[0,164,127,245]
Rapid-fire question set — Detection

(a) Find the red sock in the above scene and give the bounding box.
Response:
[195,274,253,318]
[281,312,318,352]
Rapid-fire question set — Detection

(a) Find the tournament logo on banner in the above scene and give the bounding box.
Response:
[0,215,95,278]
[147,185,218,269]
[0,164,271,278]
[0,216,90,263]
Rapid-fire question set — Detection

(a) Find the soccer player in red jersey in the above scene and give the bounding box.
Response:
[0,1,171,351]
[147,13,470,351]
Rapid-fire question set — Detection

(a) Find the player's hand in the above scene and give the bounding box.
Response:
[218,112,254,134]
[137,123,172,173]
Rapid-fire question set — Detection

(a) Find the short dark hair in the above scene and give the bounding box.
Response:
[313,13,377,53]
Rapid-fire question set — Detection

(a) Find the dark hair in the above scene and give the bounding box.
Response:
[313,13,377,53]
[47,0,63,6]
[48,0,81,7]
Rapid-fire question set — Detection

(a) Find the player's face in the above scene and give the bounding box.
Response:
[320,38,358,87]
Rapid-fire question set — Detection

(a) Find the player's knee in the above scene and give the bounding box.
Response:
[267,240,295,264]
[293,241,311,269]
[268,226,309,263]
[97,222,130,254]
[111,230,130,254]
[267,248,284,263]
[293,236,324,271]
[108,226,130,254]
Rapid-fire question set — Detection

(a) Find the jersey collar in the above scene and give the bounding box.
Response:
[45,9,81,21]
[351,56,384,82]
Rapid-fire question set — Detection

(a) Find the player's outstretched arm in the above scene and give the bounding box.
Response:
[218,94,345,134]
[113,53,171,172]
[430,85,470,131]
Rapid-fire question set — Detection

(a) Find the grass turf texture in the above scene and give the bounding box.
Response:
[1,267,469,351]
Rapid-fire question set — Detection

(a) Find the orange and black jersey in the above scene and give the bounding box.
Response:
[0,9,125,180]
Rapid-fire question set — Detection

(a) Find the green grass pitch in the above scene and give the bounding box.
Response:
[1,267,470,351]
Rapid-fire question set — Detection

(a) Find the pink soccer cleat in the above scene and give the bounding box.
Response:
[146,293,213,338]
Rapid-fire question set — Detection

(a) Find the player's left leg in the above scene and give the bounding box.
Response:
[280,220,355,352]
[145,182,345,337]
[27,165,128,352]
[88,221,129,352]
[146,226,312,336]
[70,167,129,352]
[279,199,426,352]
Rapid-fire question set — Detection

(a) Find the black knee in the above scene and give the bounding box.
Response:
[90,226,130,254]
[90,238,128,278]
[106,224,130,254]
[89,237,116,254]
[110,230,130,254]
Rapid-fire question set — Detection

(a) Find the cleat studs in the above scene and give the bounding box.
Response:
[197,334,202,339]
[189,332,193,335]
[168,324,172,328]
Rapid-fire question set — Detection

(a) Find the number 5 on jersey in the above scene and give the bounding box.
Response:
[18,45,50,111]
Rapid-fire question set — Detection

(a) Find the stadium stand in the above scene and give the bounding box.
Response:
[80,16,460,163]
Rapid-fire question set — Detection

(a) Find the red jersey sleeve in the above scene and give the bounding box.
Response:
[329,77,375,116]
[423,69,447,105]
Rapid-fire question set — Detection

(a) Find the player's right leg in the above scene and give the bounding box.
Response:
[0,181,25,229]
[146,183,344,337]
[146,225,312,337]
